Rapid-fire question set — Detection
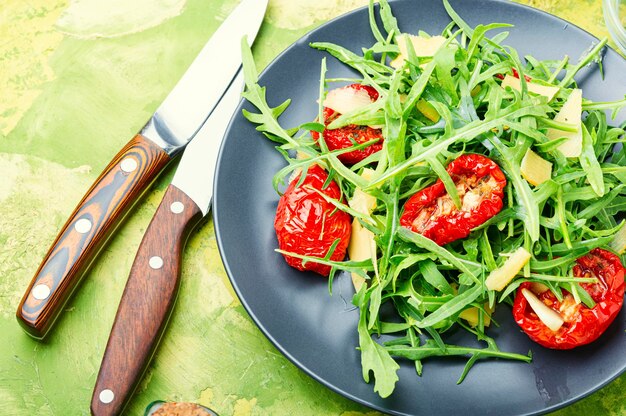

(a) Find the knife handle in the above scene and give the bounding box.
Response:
[16,134,172,339]
[91,184,202,416]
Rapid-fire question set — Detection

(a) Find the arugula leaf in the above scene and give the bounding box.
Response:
[416,284,483,328]
[397,227,481,283]
[580,124,605,197]
[357,300,400,398]
[241,38,298,146]
[487,134,541,242]
[419,260,455,295]
[387,339,531,384]
[310,42,392,77]
[426,155,461,208]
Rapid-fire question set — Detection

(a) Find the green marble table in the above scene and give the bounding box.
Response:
[0,0,623,415]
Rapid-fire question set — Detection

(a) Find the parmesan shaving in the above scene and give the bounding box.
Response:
[546,89,583,158]
[323,86,372,114]
[390,34,446,68]
[522,288,565,332]
[348,169,377,291]
[520,149,552,186]
[500,74,560,101]
[485,247,531,291]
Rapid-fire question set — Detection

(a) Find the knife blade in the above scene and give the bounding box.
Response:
[90,69,245,416]
[16,0,268,339]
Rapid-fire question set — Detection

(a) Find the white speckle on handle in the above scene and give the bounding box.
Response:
[74,218,92,234]
[149,256,164,270]
[120,157,138,173]
[32,284,51,300]
[99,389,115,404]
[170,201,184,214]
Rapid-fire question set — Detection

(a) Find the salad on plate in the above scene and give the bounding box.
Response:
[240,0,626,398]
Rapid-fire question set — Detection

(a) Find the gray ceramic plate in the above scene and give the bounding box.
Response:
[213,1,626,415]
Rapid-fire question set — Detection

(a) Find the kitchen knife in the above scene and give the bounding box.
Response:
[90,67,245,416]
[16,0,268,339]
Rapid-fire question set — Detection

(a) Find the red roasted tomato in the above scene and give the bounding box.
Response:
[274,165,352,276]
[399,154,507,246]
[513,248,625,349]
[311,84,384,165]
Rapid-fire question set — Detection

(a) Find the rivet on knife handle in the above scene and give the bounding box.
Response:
[91,184,202,416]
[16,134,172,339]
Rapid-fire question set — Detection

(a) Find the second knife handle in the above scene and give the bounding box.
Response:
[91,184,202,416]
[16,134,172,339]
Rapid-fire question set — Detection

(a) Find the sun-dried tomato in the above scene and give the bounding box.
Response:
[513,248,625,349]
[274,165,352,276]
[400,154,507,245]
[311,84,384,165]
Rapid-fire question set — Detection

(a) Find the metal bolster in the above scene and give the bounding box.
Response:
[140,114,189,157]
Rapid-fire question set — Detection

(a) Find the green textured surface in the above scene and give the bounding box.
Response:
[0,0,624,415]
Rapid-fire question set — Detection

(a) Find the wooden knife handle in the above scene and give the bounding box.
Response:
[91,184,202,416]
[16,134,172,339]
